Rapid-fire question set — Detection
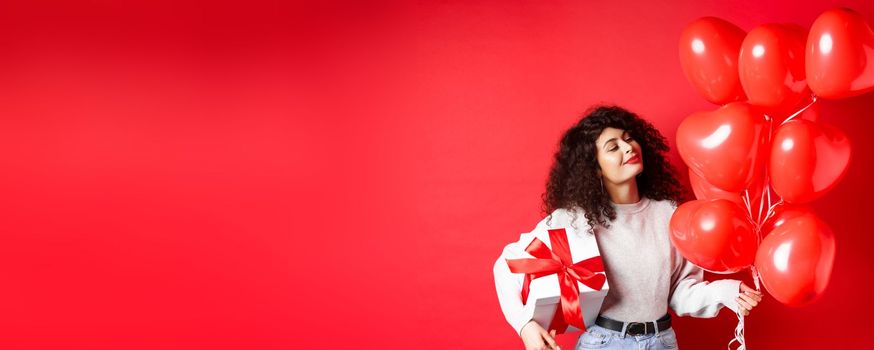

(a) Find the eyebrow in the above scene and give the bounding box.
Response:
[602,138,618,150]
[601,131,629,150]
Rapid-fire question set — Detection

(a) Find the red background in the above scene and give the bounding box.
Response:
[1,1,872,349]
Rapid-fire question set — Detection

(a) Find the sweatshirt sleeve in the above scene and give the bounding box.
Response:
[492,214,557,336]
[668,253,742,318]
[492,238,534,336]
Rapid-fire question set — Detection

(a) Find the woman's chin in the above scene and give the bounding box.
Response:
[627,164,644,176]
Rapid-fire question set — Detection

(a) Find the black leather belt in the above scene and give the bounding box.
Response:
[595,314,671,336]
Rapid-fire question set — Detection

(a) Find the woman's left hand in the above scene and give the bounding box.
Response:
[736,282,763,316]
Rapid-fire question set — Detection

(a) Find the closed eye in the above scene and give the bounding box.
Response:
[608,136,634,152]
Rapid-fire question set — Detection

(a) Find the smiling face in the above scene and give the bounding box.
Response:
[595,127,644,185]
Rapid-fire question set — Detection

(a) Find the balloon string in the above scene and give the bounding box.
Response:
[729,65,817,350]
[730,106,782,350]
[753,179,766,233]
[779,94,818,126]
[764,199,783,223]
[727,268,761,350]
[755,114,773,229]
[761,159,778,234]
[762,94,807,224]
[728,310,747,350]
[751,266,761,292]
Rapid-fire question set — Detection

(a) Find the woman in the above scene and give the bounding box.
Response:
[493,106,762,350]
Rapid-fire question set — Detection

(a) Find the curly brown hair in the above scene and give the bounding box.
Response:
[542,105,687,234]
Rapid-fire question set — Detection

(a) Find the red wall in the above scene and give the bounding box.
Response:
[1,1,872,349]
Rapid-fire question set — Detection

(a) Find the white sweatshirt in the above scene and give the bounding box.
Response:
[493,196,742,335]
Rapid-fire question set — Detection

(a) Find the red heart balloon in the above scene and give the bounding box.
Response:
[669,199,705,242]
[679,17,747,104]
[739,23,809,112]
[806,8,874,99]
[770,119,852,203]
[677,102,768,193]
[759,202,815,240]
[670,199,758,274]
[755,211,835,307]
[689,168,744,206]
[688,168,768,225]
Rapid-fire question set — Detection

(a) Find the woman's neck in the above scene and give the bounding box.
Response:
[605,178,640,204]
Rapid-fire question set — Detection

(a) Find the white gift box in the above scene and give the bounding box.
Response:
[520,229,610,332]
[523,273,609,332]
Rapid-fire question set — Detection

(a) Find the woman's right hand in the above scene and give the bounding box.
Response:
[520,321,560,350]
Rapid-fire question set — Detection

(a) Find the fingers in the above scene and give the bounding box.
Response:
[540,328,559,350]
[740,283,762,295]
[743,289,763,303]
[521,322,550,350]
[737,282,763,317]
[549,330,561,350]
[739,293,759,308]
[736,297,753,313]
[735,300,750,316]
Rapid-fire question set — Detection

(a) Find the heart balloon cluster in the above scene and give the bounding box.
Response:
[672,8,864,308]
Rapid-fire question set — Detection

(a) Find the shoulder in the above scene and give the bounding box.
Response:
[643,197,680,220]
[538,207,592,236]
[651,197,679,211]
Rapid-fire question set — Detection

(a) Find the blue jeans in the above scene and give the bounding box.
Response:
[574,324,679,349]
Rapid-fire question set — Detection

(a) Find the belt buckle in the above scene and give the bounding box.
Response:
[626,322,648,336]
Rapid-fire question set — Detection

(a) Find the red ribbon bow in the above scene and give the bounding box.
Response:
[506,228,606,334]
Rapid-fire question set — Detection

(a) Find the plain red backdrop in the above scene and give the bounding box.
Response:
[1,0,873,349]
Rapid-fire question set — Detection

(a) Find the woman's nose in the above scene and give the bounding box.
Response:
[621,142,633,154]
